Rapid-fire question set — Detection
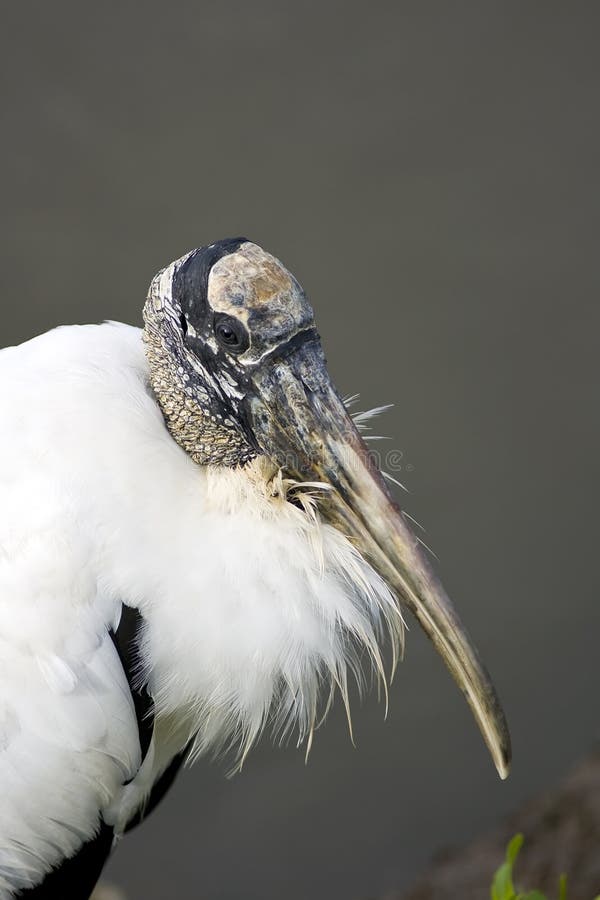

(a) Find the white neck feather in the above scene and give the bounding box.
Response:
[136,457,404,770]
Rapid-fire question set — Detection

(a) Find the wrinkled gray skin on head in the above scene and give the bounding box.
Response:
[143,240,318,467]
[208,242,314,362]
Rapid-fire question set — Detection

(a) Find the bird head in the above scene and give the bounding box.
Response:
[143,237,511,779]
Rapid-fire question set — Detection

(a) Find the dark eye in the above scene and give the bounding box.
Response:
[214,315,249,354]
[179,314,188,336]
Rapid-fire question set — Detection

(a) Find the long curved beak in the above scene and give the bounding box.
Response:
[245,331,511,779]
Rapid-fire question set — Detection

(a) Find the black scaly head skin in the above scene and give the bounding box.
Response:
[172,236,248,329]
[143,239,258,466]
[170,237,259,452]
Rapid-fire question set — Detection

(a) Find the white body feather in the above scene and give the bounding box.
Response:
[0,323,401,895]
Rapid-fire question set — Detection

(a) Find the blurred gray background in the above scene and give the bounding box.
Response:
[1,2,599,898]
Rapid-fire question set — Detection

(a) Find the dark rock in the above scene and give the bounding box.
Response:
[389,752,600,900]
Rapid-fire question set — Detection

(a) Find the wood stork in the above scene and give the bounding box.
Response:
[0,238,511,898]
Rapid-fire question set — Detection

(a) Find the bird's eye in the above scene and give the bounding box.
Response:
[179,314,188,336]
[214,315,249,354]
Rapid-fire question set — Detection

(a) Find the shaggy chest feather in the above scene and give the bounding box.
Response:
[120,462,401,766]
[0,322,401,842]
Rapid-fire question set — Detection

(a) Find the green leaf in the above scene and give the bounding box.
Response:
[491,834,525,899]
[492,861,515,900]
[506,834,524,867]
[557,874,567,900]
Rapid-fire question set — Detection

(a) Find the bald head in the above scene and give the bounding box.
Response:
[143,237,321,467]
[170,239,314,364]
